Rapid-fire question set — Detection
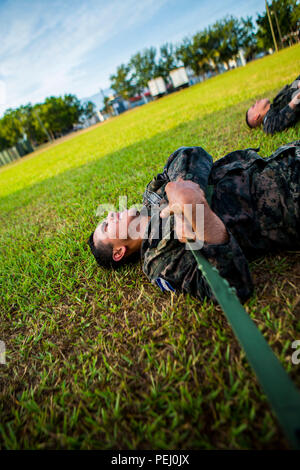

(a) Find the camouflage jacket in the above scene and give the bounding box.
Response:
[263,75,300,135]
[141,143,300,303]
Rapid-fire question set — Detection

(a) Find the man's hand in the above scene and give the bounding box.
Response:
[160,178,229,245]
[290,91,300,109]
[160,179,205,243]
[160,179,206,217]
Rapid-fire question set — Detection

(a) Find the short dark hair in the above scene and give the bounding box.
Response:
[87,232,140,270]
[245,109,253,129]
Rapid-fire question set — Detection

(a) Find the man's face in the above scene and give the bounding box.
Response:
[93,208,141,248]
[247,98,270,127]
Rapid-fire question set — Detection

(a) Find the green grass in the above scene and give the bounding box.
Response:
[0,44,300,450]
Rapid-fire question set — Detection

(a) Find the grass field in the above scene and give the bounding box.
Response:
[0,44,300,450]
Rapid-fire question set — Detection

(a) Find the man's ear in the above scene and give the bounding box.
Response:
[112,245,127,262]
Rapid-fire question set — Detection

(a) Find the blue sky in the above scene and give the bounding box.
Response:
[0,0,266,113]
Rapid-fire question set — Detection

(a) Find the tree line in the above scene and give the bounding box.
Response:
[110,0,299,99]
[0,0,299,153]
[0,94,95,152]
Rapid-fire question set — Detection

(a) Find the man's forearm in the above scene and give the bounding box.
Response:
[188,202,229,245]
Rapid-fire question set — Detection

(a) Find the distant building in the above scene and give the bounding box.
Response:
[239,50,246,66]
[185,67,202,85]
[107,95,128,115]
[96,110,105,122]
[169,67,189,89]
[128,92,151,108]
[282,27,300,46]
[148,77,167,97]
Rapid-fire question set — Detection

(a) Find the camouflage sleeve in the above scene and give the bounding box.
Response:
[263,105,298,135]
[197,230,254,303]
[163,146,213,191]
[143,230,253,304]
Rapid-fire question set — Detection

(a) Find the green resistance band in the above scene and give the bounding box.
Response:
[187,240,300,450]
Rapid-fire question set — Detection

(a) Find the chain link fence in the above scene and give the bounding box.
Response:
[0,140,34,167]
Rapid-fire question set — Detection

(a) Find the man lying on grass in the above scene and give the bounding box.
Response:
[246,75,300,134]
[88,142,300,303]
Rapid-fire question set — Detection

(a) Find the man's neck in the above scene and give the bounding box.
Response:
[262,102,271,119]
[127,214,150,252]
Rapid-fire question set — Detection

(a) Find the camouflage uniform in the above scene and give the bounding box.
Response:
[263,75,300,134]
[141,142,300,303]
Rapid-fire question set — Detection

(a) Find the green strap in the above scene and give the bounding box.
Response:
[187,241,300,450]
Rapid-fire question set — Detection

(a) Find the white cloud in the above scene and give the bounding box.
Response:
[0,0,170,109]
[0,0,265,111]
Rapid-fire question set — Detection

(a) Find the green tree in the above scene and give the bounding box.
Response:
[110,64,134,99]
[256,0,299,50]
[209,16,242,69]
[0,104,49,151]
[63,94,84,125]
[129,47,158,92]
[102,96,113,116]
[176,37,196,71]
[81,101,95,121]
[17,104,46,148]
[157,43,178,79]
[0,109,23,151]
[38,97,64,139]
[290,1,300,31]
[193,28,218,74]
[239,16,259,62]
[176,36,212,78]
[0,93,96,151]
[37,94,84,139]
